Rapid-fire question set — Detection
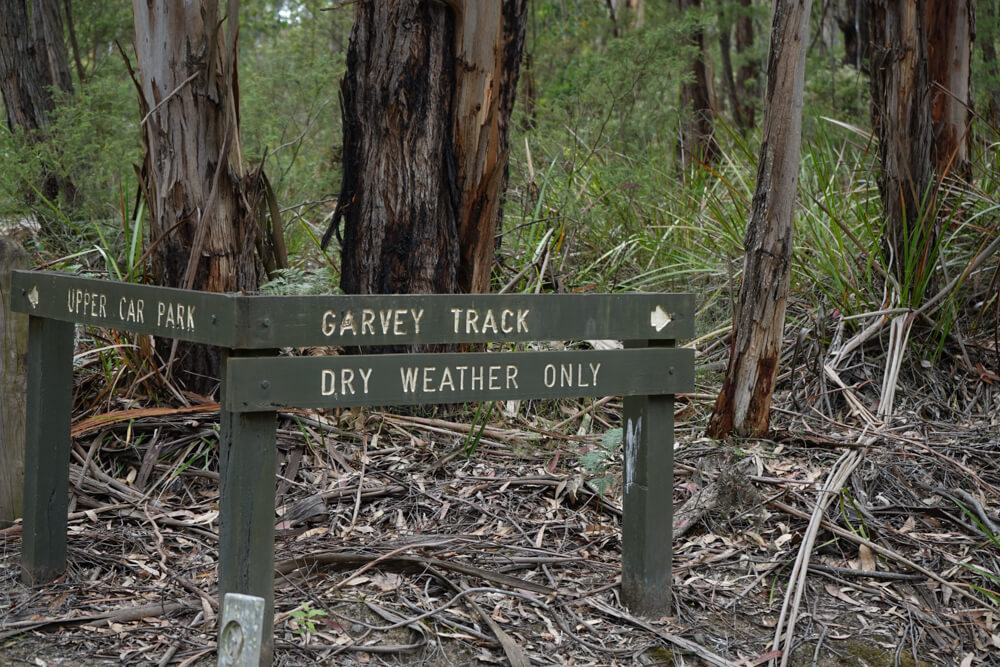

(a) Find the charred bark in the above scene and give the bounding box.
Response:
[132,1,266,393]
[331,0,528,299]
[707,0,811,439]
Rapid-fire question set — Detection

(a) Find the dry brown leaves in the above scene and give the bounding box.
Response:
[1,326,999,666]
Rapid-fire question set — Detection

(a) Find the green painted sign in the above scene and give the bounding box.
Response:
[11,270,238,346]
[225,348,694,411]
[15,267,697,651]
[10,271,694,347]
[239,293,694,347]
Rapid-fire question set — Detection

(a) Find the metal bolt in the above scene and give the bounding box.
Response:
[211,314,218,324]
[262,318,271,328]
[668,366,675,375]
[260,380,270,390]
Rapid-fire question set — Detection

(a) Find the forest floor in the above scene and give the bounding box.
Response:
[1,320,999,666]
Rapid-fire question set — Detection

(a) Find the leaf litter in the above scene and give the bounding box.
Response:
[1,322,999,666]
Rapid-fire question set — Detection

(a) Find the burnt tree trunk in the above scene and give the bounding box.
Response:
[332,0,528,298]
[925,0,973,181]
[676,0,719,169]
[869,0,933,281]
[0,0,76,212]
[838,0,870,69]
[132,0,265,393]
[706,0,812,439]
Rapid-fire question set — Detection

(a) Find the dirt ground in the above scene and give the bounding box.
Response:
[2,340,999,666]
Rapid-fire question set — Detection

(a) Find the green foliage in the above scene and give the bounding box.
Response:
[239,0,349,210]
[579,427,623,495]
[288,602,329,635]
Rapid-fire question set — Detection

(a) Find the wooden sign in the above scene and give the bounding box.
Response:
[226,348,694,411]
[239,293,694,347]
[10,270,694,347]
[11,270,238,346]
[14,267,697,663]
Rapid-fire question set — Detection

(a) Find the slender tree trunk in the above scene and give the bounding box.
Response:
[982,2,1000,127]
[676,0,719,169]
[0,0,76,210]
[132,0,264,392]
[707,0,812,439]
[62,0,86,83]
[734,0,757,129]
[925,0,973,180]
[869,0,933,281]
[332,0,528,299]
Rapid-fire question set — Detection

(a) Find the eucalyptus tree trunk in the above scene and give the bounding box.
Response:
[925,0,973,181]
[706,0,811,439]
[330,0,528,298]
[607,0,645,36]
[869,0,933,281]
[676,0,719,169]
[0,0,76,212]
[132,0,267,392]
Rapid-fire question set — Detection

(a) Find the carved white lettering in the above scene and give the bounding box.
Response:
[399,364,519,394]
[517,309,529,332]
[118,297,145,324]
[361,309,375,335]
[482,310,498,334]
[156,301,196,331]
[322,310,336,336]
[411,308,424,333]
[401,367,419,392]
[380,310,393,334]
[323,367,372,396]
[340,310,357,335]
[501,309,514,333]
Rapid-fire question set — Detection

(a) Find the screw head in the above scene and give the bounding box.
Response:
[260,380,270,390]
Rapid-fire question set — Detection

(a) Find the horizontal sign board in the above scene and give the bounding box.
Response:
[224,348,695,411]
[11,270,694,348]
[11,270,239,346]
[238,293,694,348]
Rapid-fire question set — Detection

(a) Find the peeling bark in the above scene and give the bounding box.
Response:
[707,0,811,439]
[132,0,263,392]
[925,0,973,181]
[869,0,934,280]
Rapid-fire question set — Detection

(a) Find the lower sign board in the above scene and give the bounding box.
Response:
[225,348,694,411]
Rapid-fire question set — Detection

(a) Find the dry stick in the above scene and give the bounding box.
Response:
[335,538,459,589]
[552,395,614,431]
[767,498,985,608]
[772,448,864,667]
[585,598,741,667]
[0,601,196,642]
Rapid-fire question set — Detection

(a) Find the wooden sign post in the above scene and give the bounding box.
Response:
[11,269,694,663]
